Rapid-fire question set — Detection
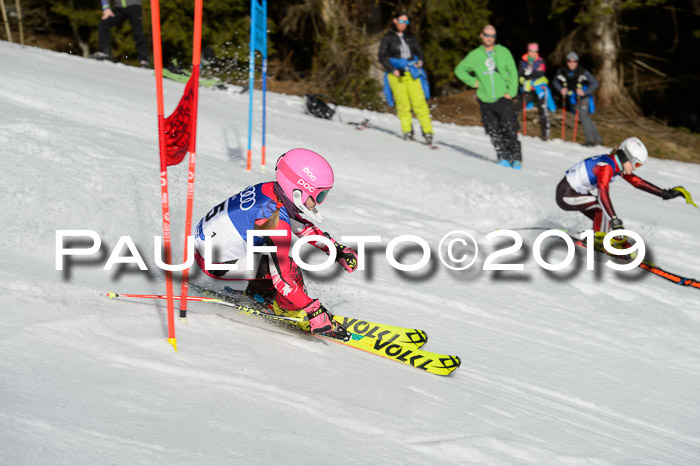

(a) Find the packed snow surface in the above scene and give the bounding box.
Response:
[2,42,700,465]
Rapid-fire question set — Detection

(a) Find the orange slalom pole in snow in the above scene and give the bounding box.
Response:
[561,105,566,141]
[151,0,177,351]
[179,0,203,322]
[573,107,580,143]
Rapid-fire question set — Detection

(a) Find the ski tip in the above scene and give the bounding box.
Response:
[106,291,118,299]
[403,329,428,349]
[440,355,462,376]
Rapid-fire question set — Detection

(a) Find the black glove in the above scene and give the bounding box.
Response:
[661,187,684,200]
[335,242,359,273]
[323,232,358,273]
[609,217,627,244]
[610,217,624,230]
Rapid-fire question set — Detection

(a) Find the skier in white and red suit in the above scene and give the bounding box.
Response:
[556,137,686,233]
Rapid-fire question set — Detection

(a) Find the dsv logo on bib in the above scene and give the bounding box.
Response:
[297,178,316,192]
[303,167,316,180]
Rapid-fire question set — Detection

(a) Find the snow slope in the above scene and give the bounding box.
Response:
[2,42,700,465]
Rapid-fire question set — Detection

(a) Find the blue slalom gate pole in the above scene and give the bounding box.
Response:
[246,0,267,171]
[260,0,267,166]
[245,0,256,171]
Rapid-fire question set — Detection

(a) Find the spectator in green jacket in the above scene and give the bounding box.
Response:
[454,25,522,169]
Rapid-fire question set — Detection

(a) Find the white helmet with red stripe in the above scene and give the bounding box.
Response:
[275,148,334,223]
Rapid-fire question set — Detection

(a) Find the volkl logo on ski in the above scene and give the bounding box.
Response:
[340,317,399,343]
[372,339,433,371]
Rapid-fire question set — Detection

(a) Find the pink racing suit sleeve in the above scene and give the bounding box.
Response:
[267,219,313,309]
[290,217,332,253]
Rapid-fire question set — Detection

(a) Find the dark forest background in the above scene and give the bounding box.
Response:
[3,0,699,133]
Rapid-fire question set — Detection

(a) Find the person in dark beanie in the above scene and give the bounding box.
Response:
[94,0,150,67]
[454,25,522,169]
[378,11,434,145]
[552,52,602,146]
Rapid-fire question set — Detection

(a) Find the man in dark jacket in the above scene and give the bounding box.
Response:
[378,11,433,145]
[94,0,149,67]
[552,52,602,146]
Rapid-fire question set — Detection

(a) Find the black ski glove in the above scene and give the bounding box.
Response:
[610,217,627,244]
[335,241,359,273]
[661,187,684,200]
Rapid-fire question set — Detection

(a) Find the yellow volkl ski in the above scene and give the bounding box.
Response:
[321,332,461,376]
[195,285,459,375]
[334,315,428,349]
[270,305,428,349]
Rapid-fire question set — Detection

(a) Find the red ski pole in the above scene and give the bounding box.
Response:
[104,291,219,302]
[561,106,566,141]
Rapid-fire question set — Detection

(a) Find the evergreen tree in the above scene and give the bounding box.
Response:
[47,0,99,57]
[415,0,491,94]
[551,0,667,109]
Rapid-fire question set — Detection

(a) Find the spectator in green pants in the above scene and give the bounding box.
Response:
[378,11,434,145]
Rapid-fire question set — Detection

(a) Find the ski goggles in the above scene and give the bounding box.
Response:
[620,148,643,168]
[315,188,331,204]
[397,19,410,24]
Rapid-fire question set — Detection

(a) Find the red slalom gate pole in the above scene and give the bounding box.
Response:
[561,106,567,141]
[573,107,580,143]
[151,0,177,351]
[179,0,203,322]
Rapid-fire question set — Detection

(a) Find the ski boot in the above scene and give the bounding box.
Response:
[304,300,351,342]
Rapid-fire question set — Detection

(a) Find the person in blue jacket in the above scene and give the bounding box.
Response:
[378,11,434,145]
[552,52,602,147]
[518,42,552,141]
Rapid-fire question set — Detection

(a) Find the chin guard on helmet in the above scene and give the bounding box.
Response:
[292,189,325,223]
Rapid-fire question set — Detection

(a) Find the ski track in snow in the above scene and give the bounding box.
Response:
[2,42,700,465]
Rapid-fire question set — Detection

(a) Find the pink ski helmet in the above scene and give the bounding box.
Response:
[275,148,334,206]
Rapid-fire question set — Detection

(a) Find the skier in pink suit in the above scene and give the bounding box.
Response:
[193,149,359,338]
